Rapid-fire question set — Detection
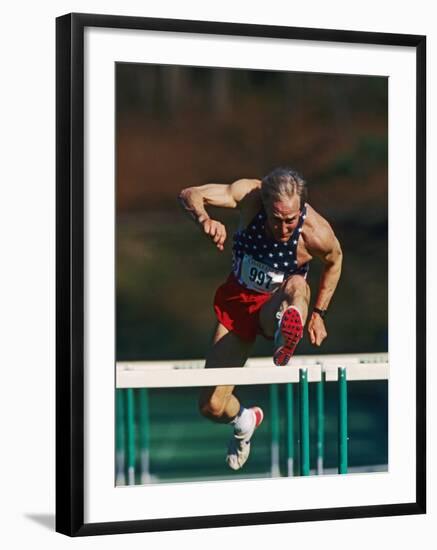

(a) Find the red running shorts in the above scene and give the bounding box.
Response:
[213,273,272,342]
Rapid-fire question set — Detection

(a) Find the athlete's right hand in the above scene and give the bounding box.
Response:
[200,218,227,251]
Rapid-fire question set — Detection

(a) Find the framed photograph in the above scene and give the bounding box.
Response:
[56,12,426,536]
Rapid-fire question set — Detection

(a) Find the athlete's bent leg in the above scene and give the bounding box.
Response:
[198,323,263,470]
[259,275,310,337]
[199,323,252,423]
[259,275,310,365]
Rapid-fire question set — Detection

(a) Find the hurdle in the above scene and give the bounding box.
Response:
[116,353,388,484]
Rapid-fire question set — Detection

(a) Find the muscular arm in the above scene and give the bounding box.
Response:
[311,235,343,311]
[178,179,261,251]
[304,210,343,345]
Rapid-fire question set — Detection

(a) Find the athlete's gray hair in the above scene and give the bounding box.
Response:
[261,167,307,208]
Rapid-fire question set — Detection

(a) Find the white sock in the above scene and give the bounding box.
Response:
[231,407,255,435]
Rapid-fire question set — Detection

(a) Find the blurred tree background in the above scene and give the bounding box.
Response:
[116,63,388,361]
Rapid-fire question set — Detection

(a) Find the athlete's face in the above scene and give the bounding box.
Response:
[265,195,301,242]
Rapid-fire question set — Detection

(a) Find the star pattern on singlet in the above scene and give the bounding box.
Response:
[232,204,309,277]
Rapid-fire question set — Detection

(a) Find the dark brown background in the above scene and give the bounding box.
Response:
[116,64,388,361]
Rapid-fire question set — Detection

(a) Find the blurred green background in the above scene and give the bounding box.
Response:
[115,64,388,483]
[118,382,387,483]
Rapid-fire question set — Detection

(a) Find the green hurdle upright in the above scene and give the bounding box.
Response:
[299,369,310,476]
[316,369,325,475]
[338,367,348,474]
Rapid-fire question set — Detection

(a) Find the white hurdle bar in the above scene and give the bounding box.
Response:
[116,353,389,388]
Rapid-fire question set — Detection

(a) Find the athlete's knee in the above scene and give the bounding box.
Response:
[198,391,226,419]
[283,275,309,299]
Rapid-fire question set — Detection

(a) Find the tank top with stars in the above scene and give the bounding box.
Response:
[231,203,309,294]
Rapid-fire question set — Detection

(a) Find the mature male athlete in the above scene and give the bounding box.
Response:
[178,167,342,470]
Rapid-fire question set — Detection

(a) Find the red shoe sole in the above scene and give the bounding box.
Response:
[273,307,303,366]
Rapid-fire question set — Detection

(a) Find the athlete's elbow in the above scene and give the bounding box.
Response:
[324,244,343,270]
[178,187,195,210]
[332,241,343,267]
[178,187,192,203]
[336,245,343,266]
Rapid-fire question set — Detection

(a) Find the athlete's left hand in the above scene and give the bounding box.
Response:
[308,313,327,346]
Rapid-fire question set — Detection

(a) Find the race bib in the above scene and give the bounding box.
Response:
[239,255,285,293]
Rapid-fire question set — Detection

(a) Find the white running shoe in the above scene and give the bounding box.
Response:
[226,407,264,471]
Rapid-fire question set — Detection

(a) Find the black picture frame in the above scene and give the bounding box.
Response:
[56,12,426,537]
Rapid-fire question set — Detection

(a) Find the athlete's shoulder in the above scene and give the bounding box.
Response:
[235,179,263,225]
[229,178,262,206]
[303,204,330,229]
[302,204,339,254]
